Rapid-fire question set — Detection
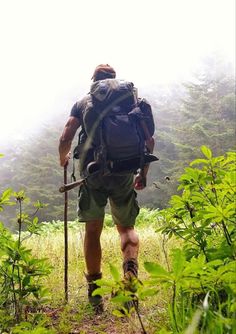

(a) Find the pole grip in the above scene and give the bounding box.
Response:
[59,179,85,193]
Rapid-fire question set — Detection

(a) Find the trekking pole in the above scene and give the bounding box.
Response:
[63,164,69,303]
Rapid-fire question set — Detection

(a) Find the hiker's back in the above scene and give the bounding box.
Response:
[85,78,142,161]
[74,77,157,176]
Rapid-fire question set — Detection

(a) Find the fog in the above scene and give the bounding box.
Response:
[0,0,235,145]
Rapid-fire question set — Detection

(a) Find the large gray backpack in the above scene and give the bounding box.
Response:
[78,78,157,175]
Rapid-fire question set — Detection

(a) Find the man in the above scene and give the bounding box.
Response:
[59,64,155,313]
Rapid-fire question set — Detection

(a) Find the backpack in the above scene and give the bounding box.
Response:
[75,78,157,176]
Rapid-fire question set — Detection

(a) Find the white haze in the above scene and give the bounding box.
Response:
[0,0,235,143]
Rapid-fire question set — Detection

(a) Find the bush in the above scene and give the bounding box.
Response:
[0,189,52,331]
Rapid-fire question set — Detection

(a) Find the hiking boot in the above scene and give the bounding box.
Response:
[123,258,138,281]
[122,258,139,312]
[85,272,104,314]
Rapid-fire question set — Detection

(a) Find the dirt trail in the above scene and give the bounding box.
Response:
[43,304,152,333]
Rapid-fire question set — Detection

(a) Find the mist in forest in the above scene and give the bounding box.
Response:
[0,0,234,145]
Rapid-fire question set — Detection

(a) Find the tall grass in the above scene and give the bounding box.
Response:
[23,211,178,331]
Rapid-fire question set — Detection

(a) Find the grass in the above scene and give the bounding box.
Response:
[23,213,180,333]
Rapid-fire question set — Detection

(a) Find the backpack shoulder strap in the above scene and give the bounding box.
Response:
[137,98,155,137]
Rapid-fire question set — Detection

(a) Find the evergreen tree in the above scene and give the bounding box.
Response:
[176,56,235,160]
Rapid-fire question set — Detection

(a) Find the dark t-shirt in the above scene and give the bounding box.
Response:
[70,95,90,122]
[70,95,93,174]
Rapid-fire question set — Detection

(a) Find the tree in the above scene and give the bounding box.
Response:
[176,55,235,159]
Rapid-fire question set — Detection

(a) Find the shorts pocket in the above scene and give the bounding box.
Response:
[78,184,90,210]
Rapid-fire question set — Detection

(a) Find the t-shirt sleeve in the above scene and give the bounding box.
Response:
[70,95,89,121]
[70,101,82,121]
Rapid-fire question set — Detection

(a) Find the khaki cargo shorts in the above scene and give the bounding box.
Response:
[77,173,139,227]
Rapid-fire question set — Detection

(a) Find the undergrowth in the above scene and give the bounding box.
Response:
[0,146,235,333]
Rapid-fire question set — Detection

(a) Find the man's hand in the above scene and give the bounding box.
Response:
[60,152,71,167]
[134,172,146,190]
[59,116,80,168]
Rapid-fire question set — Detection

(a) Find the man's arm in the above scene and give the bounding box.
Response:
[134,137,155,190]
[59,116,81,167]
[134,98,155,190]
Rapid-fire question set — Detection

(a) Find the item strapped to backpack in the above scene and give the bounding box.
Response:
[74,78,158,177]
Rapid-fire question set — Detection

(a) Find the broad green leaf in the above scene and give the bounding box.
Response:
[95,278,115,287]
[171,248,186,279]
[211,156,224,166]
[142,278,161,286]
[144,262,170,277]
[190,158,209,166]
[0,189,15,207]
[230,301,236,313]
[92,287,112,296]
[38,287,50,298]
[139,287,158,299]
[201,145,212,159]
[0,249,7,257]
[204,205,230,222]
[22,276,30,287]
[109,263,121,282]
[1,188,12,200]
[33,200,46,208]
[33,217,39,225]
[204,213,222,222]
[224,203,236,214]
[111,294,132,303]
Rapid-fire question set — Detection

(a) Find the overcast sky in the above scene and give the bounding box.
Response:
[0,0,235,142]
